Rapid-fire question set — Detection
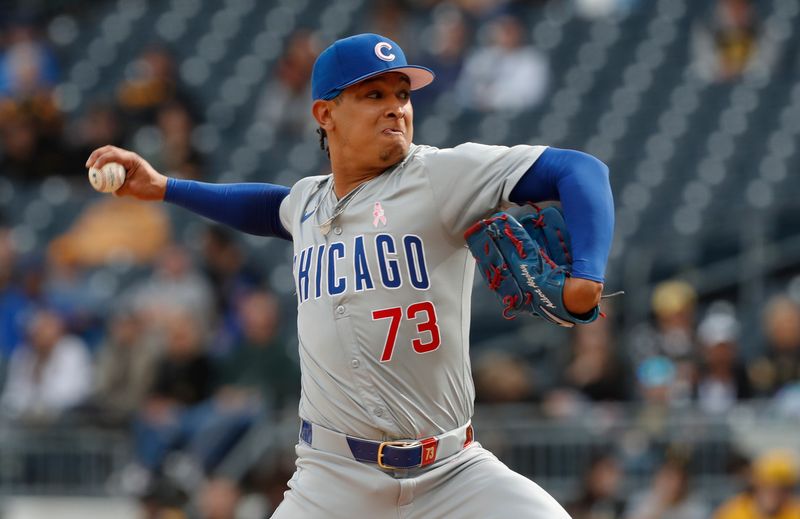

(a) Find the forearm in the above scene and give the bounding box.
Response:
[165,179,291,240]
[510,147,614,283]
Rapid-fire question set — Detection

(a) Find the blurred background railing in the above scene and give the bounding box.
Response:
[2,401,799,506]
[0,426,130,496]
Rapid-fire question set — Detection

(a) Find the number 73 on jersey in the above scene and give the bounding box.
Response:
[372,301,441,362]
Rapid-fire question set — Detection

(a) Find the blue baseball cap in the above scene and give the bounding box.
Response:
[311,33,434,101]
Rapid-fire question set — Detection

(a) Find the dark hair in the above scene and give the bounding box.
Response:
[317,127,329,158]
[315,95,342,158]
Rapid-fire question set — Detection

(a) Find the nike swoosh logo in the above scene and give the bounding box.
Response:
[301,210,315,223]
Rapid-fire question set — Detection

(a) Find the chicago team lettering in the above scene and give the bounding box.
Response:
[293,233,430,303]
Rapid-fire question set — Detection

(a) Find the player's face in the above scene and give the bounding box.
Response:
[333,72,414,168]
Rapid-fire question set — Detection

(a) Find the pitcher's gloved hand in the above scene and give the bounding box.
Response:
[464,207,600,327]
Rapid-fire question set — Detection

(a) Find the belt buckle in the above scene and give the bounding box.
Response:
[377,440,418,469]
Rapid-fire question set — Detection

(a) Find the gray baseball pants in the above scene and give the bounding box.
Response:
[271,442,572,518]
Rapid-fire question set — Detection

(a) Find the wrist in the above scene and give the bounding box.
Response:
[563,277,602,314]
[155,175,169,200]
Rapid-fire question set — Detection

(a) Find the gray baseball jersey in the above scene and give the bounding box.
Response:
[279,142,546,440]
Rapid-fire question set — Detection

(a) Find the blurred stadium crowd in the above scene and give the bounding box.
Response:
[1,0,800,517]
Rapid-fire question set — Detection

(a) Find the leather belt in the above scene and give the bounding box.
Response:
[299,420,474,470]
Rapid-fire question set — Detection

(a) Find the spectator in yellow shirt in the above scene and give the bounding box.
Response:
[714,449,800,519]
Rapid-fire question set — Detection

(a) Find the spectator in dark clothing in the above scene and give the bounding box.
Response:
[630,280,698,364]
[255,30,321,140]
[186,290,297,517]
[132,309,216,479]
[129,291,296,495]
[409,7,469,110]
[566,452,627,519]
[66,101,126,175]
[544,305,629,417]
[693,310,752,414]
[201,225,263,355]
[150,101,205,180]
[217,289,299,409]
[625,457,709,519]
[0,227,32,359]
[75,308,161,427]
[0,19,65,182]
[0,107,66,182]
[148,314,214,405]
[473,350,536,403]
[628,280,699,408]
[563,313,629,402]
[365,0,414,57]
[116,45,198,127]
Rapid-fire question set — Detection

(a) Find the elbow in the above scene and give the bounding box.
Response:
[597,158,610,181]
[575,152,611,199]
[597,158,610,179]
[580,151,609,180]
[556,148,609,181]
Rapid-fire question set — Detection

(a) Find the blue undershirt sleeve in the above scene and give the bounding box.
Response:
[509,147,614,282]
[164,178,291,241]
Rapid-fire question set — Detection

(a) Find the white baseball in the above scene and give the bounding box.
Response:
[88,162,127,193]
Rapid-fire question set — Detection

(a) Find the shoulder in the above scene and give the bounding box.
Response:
[283,174,331,206]
[409,142,490,167]
[411,142,546,169]
[411,142,490,158]
[289,174,330,194]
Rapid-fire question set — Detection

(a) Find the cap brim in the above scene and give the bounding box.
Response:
[339,65,435,93]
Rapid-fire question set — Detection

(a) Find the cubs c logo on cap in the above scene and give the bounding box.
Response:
[374,42,395,62]
[311,33,434,100]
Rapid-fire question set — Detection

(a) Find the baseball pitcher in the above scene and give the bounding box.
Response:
[87,33,614,518]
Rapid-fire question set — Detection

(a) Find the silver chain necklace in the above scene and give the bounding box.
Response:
[315,179,371,236]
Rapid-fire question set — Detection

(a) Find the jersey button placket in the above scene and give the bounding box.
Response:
[333,226,342,235]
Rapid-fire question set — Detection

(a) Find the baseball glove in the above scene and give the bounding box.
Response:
[464,206,599,327]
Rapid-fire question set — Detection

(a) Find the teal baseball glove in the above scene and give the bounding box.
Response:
[464,206,599,327]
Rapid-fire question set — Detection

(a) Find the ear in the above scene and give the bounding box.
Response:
[312,99,334,130]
